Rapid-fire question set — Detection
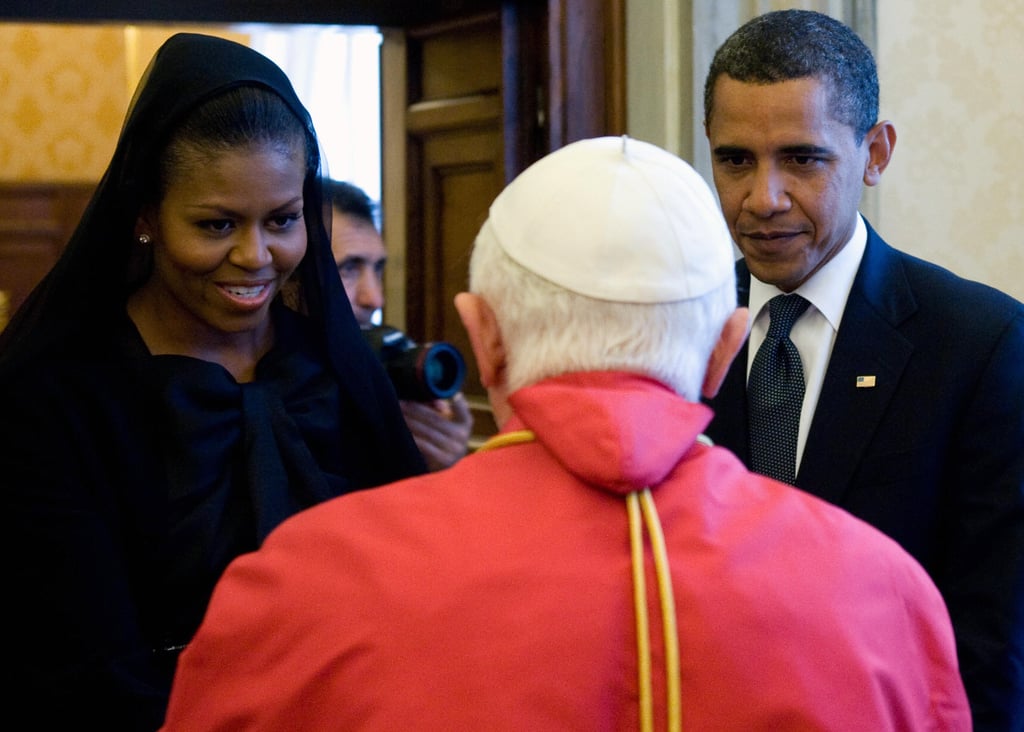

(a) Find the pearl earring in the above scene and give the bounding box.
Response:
[138,234,151,245]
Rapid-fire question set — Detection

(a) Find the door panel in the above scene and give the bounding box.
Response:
[417,129,503,440]
[401,12,505,445]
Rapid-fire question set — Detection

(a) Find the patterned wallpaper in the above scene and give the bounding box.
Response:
[0,24,127,182]
[0,23,248,183]
[877,0,1023,301]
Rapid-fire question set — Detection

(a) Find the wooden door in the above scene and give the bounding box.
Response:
[383,12,507,443]
[384,1,625,447]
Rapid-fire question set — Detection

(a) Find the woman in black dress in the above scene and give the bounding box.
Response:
[0,33,425,729]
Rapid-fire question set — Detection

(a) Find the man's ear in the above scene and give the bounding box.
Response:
[454,292,506,390]
[701,307,749,399]
[863,120,896,187]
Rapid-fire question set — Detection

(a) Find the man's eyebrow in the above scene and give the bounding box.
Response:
[338,255,387,268]
[712,143,835,157]
[778,144,834,156]
[711,144,749,157]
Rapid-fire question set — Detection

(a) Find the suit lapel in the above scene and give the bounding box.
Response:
[796,226,917,505]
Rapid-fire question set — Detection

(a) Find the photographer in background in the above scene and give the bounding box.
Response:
[327,180,472,471]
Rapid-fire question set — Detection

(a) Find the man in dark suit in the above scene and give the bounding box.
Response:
[701,10,1024,730]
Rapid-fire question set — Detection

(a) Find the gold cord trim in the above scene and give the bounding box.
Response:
[628,492,654,732]
[642,490,681,732]
[629,489,681,732]
[476,430,680,729]
[475,429,536,452]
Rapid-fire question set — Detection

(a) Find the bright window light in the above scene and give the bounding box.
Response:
[240,24,383,202]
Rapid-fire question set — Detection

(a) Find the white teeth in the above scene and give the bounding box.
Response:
[223,285,266,298]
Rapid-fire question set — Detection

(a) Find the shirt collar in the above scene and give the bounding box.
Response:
[748,214,867,331]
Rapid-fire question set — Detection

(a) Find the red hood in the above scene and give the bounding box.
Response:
[506,371,713,496]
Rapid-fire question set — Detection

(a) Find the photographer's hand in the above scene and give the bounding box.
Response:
[400,392,473,471]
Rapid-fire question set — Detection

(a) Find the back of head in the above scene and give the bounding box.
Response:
[468,136,736,401]
[703,9,878,141]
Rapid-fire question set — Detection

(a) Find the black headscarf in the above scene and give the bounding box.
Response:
[0,32,426,480]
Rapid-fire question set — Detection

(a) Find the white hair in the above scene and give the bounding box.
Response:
[467,227,737,401]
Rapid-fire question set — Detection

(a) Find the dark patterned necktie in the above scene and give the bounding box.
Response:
[747,294,810,484]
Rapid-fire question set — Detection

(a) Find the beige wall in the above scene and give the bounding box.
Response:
[876,1,1023,301]
[0,23,248,183]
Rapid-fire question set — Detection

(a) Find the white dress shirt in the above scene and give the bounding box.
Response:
[746,215,867,473]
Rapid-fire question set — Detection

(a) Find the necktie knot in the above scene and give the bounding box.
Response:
[765,294,810,340]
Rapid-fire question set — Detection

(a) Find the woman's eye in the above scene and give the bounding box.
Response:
[201,219,234,233]
[269,212,303,229]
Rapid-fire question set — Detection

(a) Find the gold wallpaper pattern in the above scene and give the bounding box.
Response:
[0,23,247,183]
[0,24,127,182]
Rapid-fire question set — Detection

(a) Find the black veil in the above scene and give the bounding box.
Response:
[0,32,425,480]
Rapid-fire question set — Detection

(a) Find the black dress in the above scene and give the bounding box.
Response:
[0,33,425,730]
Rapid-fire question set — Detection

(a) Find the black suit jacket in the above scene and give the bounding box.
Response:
[705,221,1024,730]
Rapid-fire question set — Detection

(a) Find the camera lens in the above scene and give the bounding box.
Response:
[418,342,466,400]
[362,325,467,401]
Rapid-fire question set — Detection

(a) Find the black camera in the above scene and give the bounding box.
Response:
[362,324,467,402]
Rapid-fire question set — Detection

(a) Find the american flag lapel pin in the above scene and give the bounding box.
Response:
[856,375,877,388]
